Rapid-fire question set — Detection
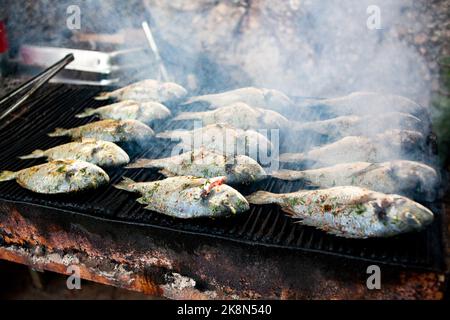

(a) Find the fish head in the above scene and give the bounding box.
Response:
[389,161,439,202]
[262,89,294,112]
[93,143,130,167]
[207,185,250,217]
[374,195,434,236]
[121,120,155,141]
[230,156,267,184]
[159,82,188,102]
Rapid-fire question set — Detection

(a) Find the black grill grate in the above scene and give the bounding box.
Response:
[0,83,445,271]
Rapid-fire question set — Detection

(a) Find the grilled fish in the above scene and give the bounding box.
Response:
[0,160,109,194]
[293,112,424,138]
[173,102,289,130]
[114,176,249,218]
[48,119,155,143]
[126,148,267,184]
[95,79,188,103]
[19,139,130,168]
[156,124,273,159]
[246,186,434,238]
[182,87,294,114]
[296,92,427,121]
[280,130,426,168]
[272,160,439,202]
[76,100,171,124]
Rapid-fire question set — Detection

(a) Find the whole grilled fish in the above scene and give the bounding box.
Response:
[48,119,155,143]
[246,186,434,238]
[76,100,171,124]
[296,92,428,121]
[293,112,424,138]
[95,79,188,103]
[156,123,273,159]
[272,160,439,202]
[126,148,267,184]
[0,160,109,194]
[280,130,426,168]
[173,102,289,130]
[19,139,130,168]
[114,176,250,218]
[182,87,294,114]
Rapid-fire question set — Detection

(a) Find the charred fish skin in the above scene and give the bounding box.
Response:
[0,160,109,194]
[76,100,171,125]
[272,160,439,202]
[156,123,273,160]
[182,87,294,114]
[295,92,428,121]
[126,148,267,184]
[279,130,426,169]
[246,186,434,238]
[95,79,188,103]
[114,176,250,219]
[173,102,290,130]
[48,119,155,144]
[19,139,130,168]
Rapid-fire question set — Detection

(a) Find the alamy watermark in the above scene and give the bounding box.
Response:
[366,5,382,30]
[66,265,81,290]
[366,265,381,290]
[66,5,81,30]
[168,121,280,171]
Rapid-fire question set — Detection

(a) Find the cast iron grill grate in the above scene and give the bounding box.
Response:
[0,83,445,271]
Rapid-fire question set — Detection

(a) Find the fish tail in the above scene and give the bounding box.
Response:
[0,171,17,182]
[114,177,137,192]
[246,191,278,205]
[94,92,111,101]
[75,108,97,118]
[48,127,70,137]
[18,150,45,160]
[125,159,160,169]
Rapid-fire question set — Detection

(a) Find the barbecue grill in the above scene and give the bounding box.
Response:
[0,81,448,299]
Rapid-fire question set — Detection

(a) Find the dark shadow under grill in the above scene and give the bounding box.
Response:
[0,83,445,271]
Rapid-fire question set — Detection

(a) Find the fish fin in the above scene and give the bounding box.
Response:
[159,169,176,177]
[125,159,160,169]
[136,197,149,205]
[94,92,111,101]
[113,177,136,192]
[246,191,276,205]
[75,108,97,118]
[348,163,381,179]
[18,150,45,160]
[48,127,70,137]
[0,171,17,182]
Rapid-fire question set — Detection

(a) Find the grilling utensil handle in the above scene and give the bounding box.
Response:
[0,53,75,123]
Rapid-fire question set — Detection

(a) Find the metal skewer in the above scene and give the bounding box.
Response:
[142,21,169,82]
[0,53,74,123]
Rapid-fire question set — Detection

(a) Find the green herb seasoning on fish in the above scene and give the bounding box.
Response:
[114,176,250,219]
[246,186,434,238]
[272,160,439,202]
[95,79,188,103]
[76,100,171,125]
[19,139,130,168]
[126,148,267,184]
[0,160,109,194]
[48,119,155,143]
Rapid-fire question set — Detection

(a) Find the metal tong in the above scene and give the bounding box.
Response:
[0,53,75,123]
